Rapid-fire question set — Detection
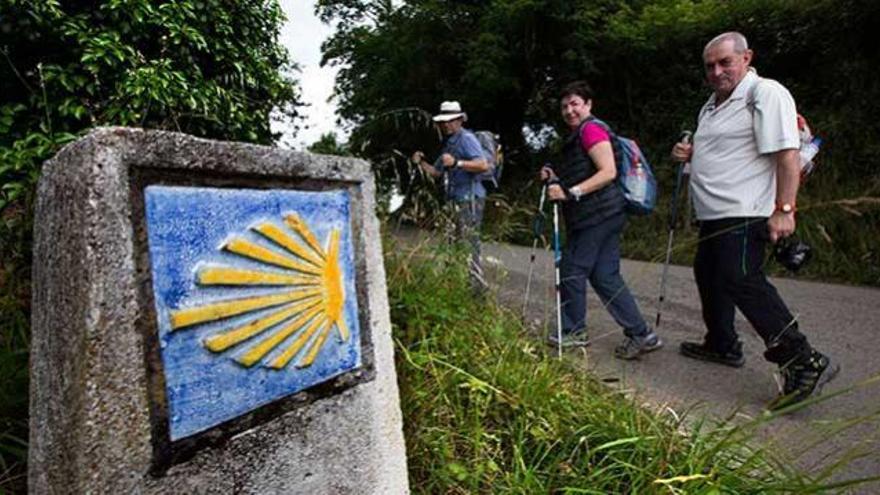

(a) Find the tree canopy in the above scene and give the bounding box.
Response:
[1,0,302,211]
[0,4,302,487]
[317,0,880,285]
[317,0,880,190]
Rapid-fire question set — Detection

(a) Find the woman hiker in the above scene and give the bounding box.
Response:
[541,80,660,360]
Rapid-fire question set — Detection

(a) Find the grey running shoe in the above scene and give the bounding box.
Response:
[679,340,746,368]
[615,331,663,360]
[546,329,590,348]
[769,350,840,411]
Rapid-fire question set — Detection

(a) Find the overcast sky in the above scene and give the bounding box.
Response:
[273,1,341,150]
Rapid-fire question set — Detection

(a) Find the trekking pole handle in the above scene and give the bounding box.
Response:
[538,181,547,211]
[532,184,547,238]
[676,130,693,180]
[677,130,693,172]
[668,130,693,229]
[679,130,692,146]
[546,178,567,203]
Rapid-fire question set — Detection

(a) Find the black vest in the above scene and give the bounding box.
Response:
[555,120,625,231]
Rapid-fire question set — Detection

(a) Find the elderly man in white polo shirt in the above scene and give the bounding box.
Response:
[671,32,837,410]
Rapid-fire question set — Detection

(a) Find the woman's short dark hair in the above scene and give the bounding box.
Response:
[560,81,594,102]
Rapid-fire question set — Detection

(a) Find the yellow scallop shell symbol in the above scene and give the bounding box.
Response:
[168,213,349,370]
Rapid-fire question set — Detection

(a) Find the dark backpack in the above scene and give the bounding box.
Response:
[588,118,657,215]
[474,130,503,192]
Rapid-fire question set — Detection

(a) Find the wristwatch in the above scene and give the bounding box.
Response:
[454,159,461,168]
[568,186,582,202]
[775,202,796,214]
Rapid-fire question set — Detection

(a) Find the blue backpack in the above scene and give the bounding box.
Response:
[474,130,503,192]
[588,118,657,215]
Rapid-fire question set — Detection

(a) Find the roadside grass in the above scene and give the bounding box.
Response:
[0,319,28,495]
[0,203,31,494]
[386,237,874,494]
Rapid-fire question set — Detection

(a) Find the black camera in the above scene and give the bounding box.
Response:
[773,237,812,272]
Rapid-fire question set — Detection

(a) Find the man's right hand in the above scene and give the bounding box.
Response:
[671,142,693,163]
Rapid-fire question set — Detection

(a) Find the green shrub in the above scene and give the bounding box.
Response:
[0,1,302,489]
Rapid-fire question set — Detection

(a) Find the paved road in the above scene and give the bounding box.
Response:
[477,237,880,492]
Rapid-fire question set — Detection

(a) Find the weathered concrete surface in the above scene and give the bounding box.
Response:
[31,127,408,494]
[483,237,880,494]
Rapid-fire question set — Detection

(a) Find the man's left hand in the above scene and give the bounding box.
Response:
[767,211,796,243]
[441,153,456,168]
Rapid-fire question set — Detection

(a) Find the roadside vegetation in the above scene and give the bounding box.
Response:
[387,238,872,493]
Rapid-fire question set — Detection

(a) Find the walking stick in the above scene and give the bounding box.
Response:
[548,178,564,359]
[522,183,547,319]
[655,131,692,331]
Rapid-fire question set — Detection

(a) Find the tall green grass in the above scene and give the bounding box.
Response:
[386,238,872,493]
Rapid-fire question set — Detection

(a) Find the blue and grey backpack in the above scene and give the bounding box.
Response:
[588,118,657,215]
[474,130,503,193]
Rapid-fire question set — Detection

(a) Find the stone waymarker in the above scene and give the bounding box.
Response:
[29,128,409,493]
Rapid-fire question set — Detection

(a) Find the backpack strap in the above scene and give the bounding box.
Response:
[578,117,615,149]
[583,116,612,136]
[745,75,767,113]
[459,128,484,198]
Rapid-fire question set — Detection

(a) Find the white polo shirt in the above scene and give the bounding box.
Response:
[690,69,800,220]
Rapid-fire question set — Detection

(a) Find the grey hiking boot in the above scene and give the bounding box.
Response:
[546,329,590,348]
[614,331,663,360]
[769,350,840,411]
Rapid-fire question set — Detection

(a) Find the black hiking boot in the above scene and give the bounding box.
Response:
[769,350,840,411]
[679,340,745,368]
[614,331,663,360]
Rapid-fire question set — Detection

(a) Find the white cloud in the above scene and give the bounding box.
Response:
[273,1,345,150]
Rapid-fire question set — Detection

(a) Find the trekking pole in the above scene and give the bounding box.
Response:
[522,182,547,319]
[548,177,564,359]
[655,131,693,331]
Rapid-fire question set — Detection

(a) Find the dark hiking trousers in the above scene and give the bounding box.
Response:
[560,212,648,337]
[694,217,811,364]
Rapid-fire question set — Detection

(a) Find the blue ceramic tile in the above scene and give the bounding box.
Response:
[144,186,362,440]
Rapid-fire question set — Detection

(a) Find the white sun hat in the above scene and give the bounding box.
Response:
[432,101,467,122]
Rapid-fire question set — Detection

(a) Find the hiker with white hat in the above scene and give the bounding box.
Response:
[412,100,491,294]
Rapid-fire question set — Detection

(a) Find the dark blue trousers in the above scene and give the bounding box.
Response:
[561,213,648,337]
